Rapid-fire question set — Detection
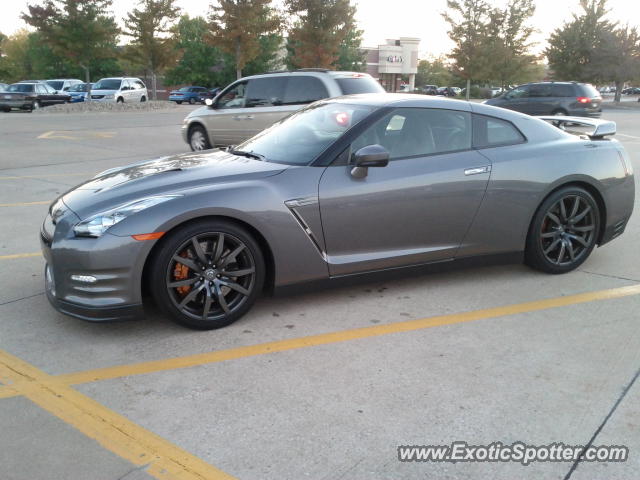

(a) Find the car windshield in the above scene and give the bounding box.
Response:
[47,81,64,90]
[235,102,375,165]
[179,87,190,92]
[69,83,90,92]
[93,79,121,90]
[7,84,34,93]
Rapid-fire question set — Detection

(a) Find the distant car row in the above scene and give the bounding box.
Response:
[420,85,462,96]
[0,77,148,111]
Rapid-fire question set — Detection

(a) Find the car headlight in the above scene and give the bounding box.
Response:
[73,195,181,238]
[104,94,115,99]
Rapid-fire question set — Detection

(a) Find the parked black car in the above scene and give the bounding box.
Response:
[484,82,602,117]
[421,85,438,95]
[0,82,71,112]
[622,87,640,95]
[198,87,221,103]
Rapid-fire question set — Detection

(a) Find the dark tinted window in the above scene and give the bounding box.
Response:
[473,114,525,148]
[551,84,575,97]
[94,79,122,90]
[335,76,385,94]
[246,77,285,107]
[283,76,329,105]
[506,85,530,99]
[8,84,34,93]
[47,81,64,91]
[352,108,472,159]
[529,84,552,97]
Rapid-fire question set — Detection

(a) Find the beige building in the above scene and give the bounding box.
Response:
[363,37,420,92]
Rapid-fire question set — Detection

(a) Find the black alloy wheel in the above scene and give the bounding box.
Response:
[526,187,600,273]
[151,220,264,329]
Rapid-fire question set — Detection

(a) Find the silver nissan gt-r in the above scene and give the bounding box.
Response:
[41,94,635,329]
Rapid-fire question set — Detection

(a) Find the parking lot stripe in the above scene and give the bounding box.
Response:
[56,283,640,387]
[0,252,41,260]
[0,201,49,207]
[0,349,238,480]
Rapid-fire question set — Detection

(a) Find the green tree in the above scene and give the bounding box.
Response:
[593,25,640,102]
[415,57,453,87]
[545,0,615,83]
[485,0,538,89]
[123,0,181,99]
[164,15,226,87]
[335,25,366,71]
[442,0,492,99]
[21,0,120,96]
[285,0,357,69]
[207,0,282,80]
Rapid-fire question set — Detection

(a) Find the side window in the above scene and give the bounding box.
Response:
[44,83,56,94]
[121,80,130,90]
[506,86,529,99]
[245,77,285,107]
[351,108,472,160]
[473,114,525,148]
[36,84,47,94]
[529,84,552,97]
[135,81,145,89]
[283,76,329,105]
[216,81,248,109]
[552,84,574,97]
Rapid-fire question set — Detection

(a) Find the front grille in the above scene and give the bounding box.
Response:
[91,95,104,99]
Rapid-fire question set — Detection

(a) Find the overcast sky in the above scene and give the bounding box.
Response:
[2,0,639,58]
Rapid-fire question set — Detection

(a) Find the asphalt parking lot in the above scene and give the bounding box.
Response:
[1,104,639,480]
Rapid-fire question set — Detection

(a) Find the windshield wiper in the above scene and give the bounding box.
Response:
[229,149,266,161]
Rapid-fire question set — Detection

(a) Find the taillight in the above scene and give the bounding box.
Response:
[577,97,591,104]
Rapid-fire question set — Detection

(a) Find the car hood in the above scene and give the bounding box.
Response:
[61,149,288,219]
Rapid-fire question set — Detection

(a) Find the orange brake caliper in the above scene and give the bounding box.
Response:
[173,252,192,296]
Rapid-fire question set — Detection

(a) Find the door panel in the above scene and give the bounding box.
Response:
[318,107,491,276]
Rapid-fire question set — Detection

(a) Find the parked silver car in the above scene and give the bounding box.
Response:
[42,95,634,329]
[46,78,83,92]
[182,69,385,151]
[90,77,148,103]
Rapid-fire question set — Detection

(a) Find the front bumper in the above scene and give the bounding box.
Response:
[41,212,151,322]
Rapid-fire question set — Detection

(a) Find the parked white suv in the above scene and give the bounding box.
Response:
[90,77,148,103]
[182,69,385,151]
[45,78,83,92]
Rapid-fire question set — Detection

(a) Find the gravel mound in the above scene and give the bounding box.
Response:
[34,100,182,114]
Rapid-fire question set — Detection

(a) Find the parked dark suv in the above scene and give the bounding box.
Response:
[484,82,602,117]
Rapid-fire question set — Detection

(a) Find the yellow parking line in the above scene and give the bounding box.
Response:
[0,252,41,260]
[55,283,640,387]
[0,201,49,207]
[0,349,237,480]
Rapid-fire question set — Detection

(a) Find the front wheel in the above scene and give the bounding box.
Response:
[116,97,124,104]
[525,186,600,274]
[188,124,211,151]
[189,97,195,105]
[150,220,265,329]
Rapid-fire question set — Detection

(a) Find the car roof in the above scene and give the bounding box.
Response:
[240,70,375,81]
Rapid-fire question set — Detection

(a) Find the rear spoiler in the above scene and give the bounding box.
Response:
[537,116,616,139]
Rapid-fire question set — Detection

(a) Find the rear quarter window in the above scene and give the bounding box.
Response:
[551,84,575,97]
[473,114,526,148]
[580,84,601,98]
[334,76,385,95]
[283,76,329,105]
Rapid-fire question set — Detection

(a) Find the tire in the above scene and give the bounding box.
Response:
[150,220,265,330]
[525,186,600,274]
[116,97,124,104]
[140,96,146,102]
[551,109,568,116]
[188,124,212,151]
[31,100,41,111]
[189,97,195,105]
[2,108,10,113]
[176,101,182,105]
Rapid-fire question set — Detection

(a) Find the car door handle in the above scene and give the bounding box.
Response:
[233,115,254,120]
[465,165,491,176]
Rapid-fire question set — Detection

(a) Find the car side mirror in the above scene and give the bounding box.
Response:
[350,144,389,178]
[205,98,215,107]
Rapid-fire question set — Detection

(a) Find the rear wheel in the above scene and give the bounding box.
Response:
[189,97,195,105]
[551,109,568,116]
[140,96,146,102]
[188,124,211,151]
[525,186,600,274]
[31,100,41,111]
[150,220,265,330]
